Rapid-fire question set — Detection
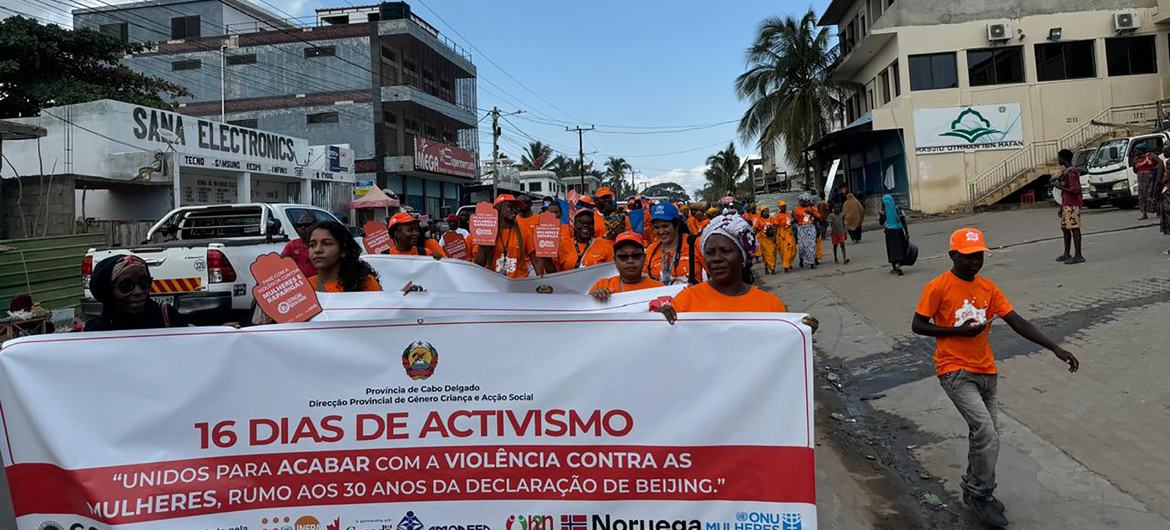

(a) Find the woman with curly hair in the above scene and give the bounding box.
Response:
[308,221,382,292]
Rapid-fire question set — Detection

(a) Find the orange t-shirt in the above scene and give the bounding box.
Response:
[645,238,705,284]
[386,238,446,257]
[559,238,614,270]
[309,274,382,292]
[471,226,535,279]
[774,213,794,230]
[670,282,786,313]
[516,214,539,240]
[793,207,818,225]
[687,217,702,235]
[589,275,665,294]
[915,271,1015,376]
[753,216,778,235]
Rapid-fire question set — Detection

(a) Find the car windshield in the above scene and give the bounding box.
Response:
[1088,140,1127,169]
[1071,150,1093,168]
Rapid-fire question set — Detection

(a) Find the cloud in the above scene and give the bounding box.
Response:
[644,165,709,198]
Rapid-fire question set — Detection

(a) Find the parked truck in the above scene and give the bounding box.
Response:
[1084,132,1169,209]
[81,203,344,324]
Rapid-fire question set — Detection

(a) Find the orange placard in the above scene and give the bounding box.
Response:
[469,201,498,246]
[442,231,469,260]
[249,253,321,323]
[534,211,561,258]
[362,220,391,254]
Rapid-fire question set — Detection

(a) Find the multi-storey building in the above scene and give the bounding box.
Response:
[73,0,478,216]
[813,0,1170,213]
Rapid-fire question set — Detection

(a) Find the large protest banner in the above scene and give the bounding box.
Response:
[0,314,816,530]
[362,255,613,294]
[314,285,685,321]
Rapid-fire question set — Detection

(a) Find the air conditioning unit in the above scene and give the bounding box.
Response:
[1114,11,1140,31]
[986,22,1013,42]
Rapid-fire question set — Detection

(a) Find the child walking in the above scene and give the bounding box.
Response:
[829,204,849,264]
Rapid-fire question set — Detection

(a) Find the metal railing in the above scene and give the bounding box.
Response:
[225,17,472,63]
[968,101,1169,206]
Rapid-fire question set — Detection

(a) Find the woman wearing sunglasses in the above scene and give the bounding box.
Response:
[84,255,183,332]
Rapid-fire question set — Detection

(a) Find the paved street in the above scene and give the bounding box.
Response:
[758,206,1170,528]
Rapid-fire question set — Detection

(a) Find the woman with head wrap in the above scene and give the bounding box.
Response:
[656,213,818,331]
[793,193,820,268]
[753,207,778,274]
[879,194,909,276]
[85,255,183,332]
[843,193,865,243]
[775,200,798,272]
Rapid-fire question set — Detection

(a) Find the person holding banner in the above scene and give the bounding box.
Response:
[308,221,383,292]
[558,208,615,271]
[473,195,543,278]
[384,212,446,258]
[645,202,704,285]
[84,255,184,331]
[589,232,664,302]
[515,193,539,239]
[656,214,820,331]
[776,201,798,273]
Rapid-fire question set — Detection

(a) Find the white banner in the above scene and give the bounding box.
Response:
[364,254,614,295]
[913,104,1024,154]
[314,285,685,321]
[0,314,815,530]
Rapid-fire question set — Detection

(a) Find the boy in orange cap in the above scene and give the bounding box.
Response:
[912,228,1080,528]
[589,232,664,301]
[385,212,446,257]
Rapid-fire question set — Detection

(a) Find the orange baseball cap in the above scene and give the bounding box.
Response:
[950,227,991,254]
[595,187,615,198]
[387,212,418,231]
[577,195,596,207]
[613,231,645,249]
[493,194,519,207]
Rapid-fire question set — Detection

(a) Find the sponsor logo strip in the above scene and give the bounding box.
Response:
[5,445,814,525]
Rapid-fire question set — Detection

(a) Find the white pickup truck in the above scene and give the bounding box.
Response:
[81,203,345,324]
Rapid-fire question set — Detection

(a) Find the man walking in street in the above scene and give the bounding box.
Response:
[1053,149,1085,264]
[911,227,1081,528]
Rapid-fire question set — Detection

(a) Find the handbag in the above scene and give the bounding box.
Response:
[903,242,919,266]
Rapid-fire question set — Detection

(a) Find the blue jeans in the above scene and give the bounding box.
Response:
[939,369,999,498]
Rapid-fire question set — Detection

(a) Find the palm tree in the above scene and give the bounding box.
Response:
[735,10,849,189]
[602,156,633,197]
[520,141,554,171]
[700,143,744,202]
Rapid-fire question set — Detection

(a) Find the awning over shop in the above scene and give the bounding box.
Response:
[805,114,874,155]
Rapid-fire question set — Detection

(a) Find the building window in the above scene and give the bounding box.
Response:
[908,52,957,90]
[529,182,543,192]
[305,46,336,58]
[1035,40,1096,81]
[99,22,127,42]
[171,59,201,71]
[307,112,339,124]
[967,46,1024,86]
[383,112,397,124]
[891,61,901,96]
[225,53,256,66]
[170,16,200,39]
[381,46,396,61]
[227,119,258,128]
[866,88,874,111]
[879,70,891,103]
[1106,35,1157,76]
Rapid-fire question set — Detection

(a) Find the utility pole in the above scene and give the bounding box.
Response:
[220,44,228,122]
[565,125,594,193]
[491,107,501,199]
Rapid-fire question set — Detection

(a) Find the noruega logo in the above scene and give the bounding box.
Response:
[593,516,700,530]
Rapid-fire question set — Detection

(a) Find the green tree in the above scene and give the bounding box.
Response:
[699,143,744,202]
[519,141,554,171]
[642,182,690,203]
[602,156,633,197]
[0,16,190,118]
[734,10,849,189]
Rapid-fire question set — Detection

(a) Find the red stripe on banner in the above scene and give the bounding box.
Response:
[6,444,814,524]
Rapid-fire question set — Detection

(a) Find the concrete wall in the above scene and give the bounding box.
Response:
[76,186,173,221]
[1,175,75,239]
[74,0,228,43]
[877,0,1157,29]
[225,102,376,162]
[835,6,1168,212]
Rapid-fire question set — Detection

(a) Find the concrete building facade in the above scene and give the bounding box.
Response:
[815,0,1170,213]
[72,0,478,217]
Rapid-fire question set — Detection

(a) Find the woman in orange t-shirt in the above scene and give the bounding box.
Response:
[384,212,446,258]
[645,202,705,285]
[657,214,818,332]
[589,232,664,302]
[473,195,543,278]
[306,221,383,292]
